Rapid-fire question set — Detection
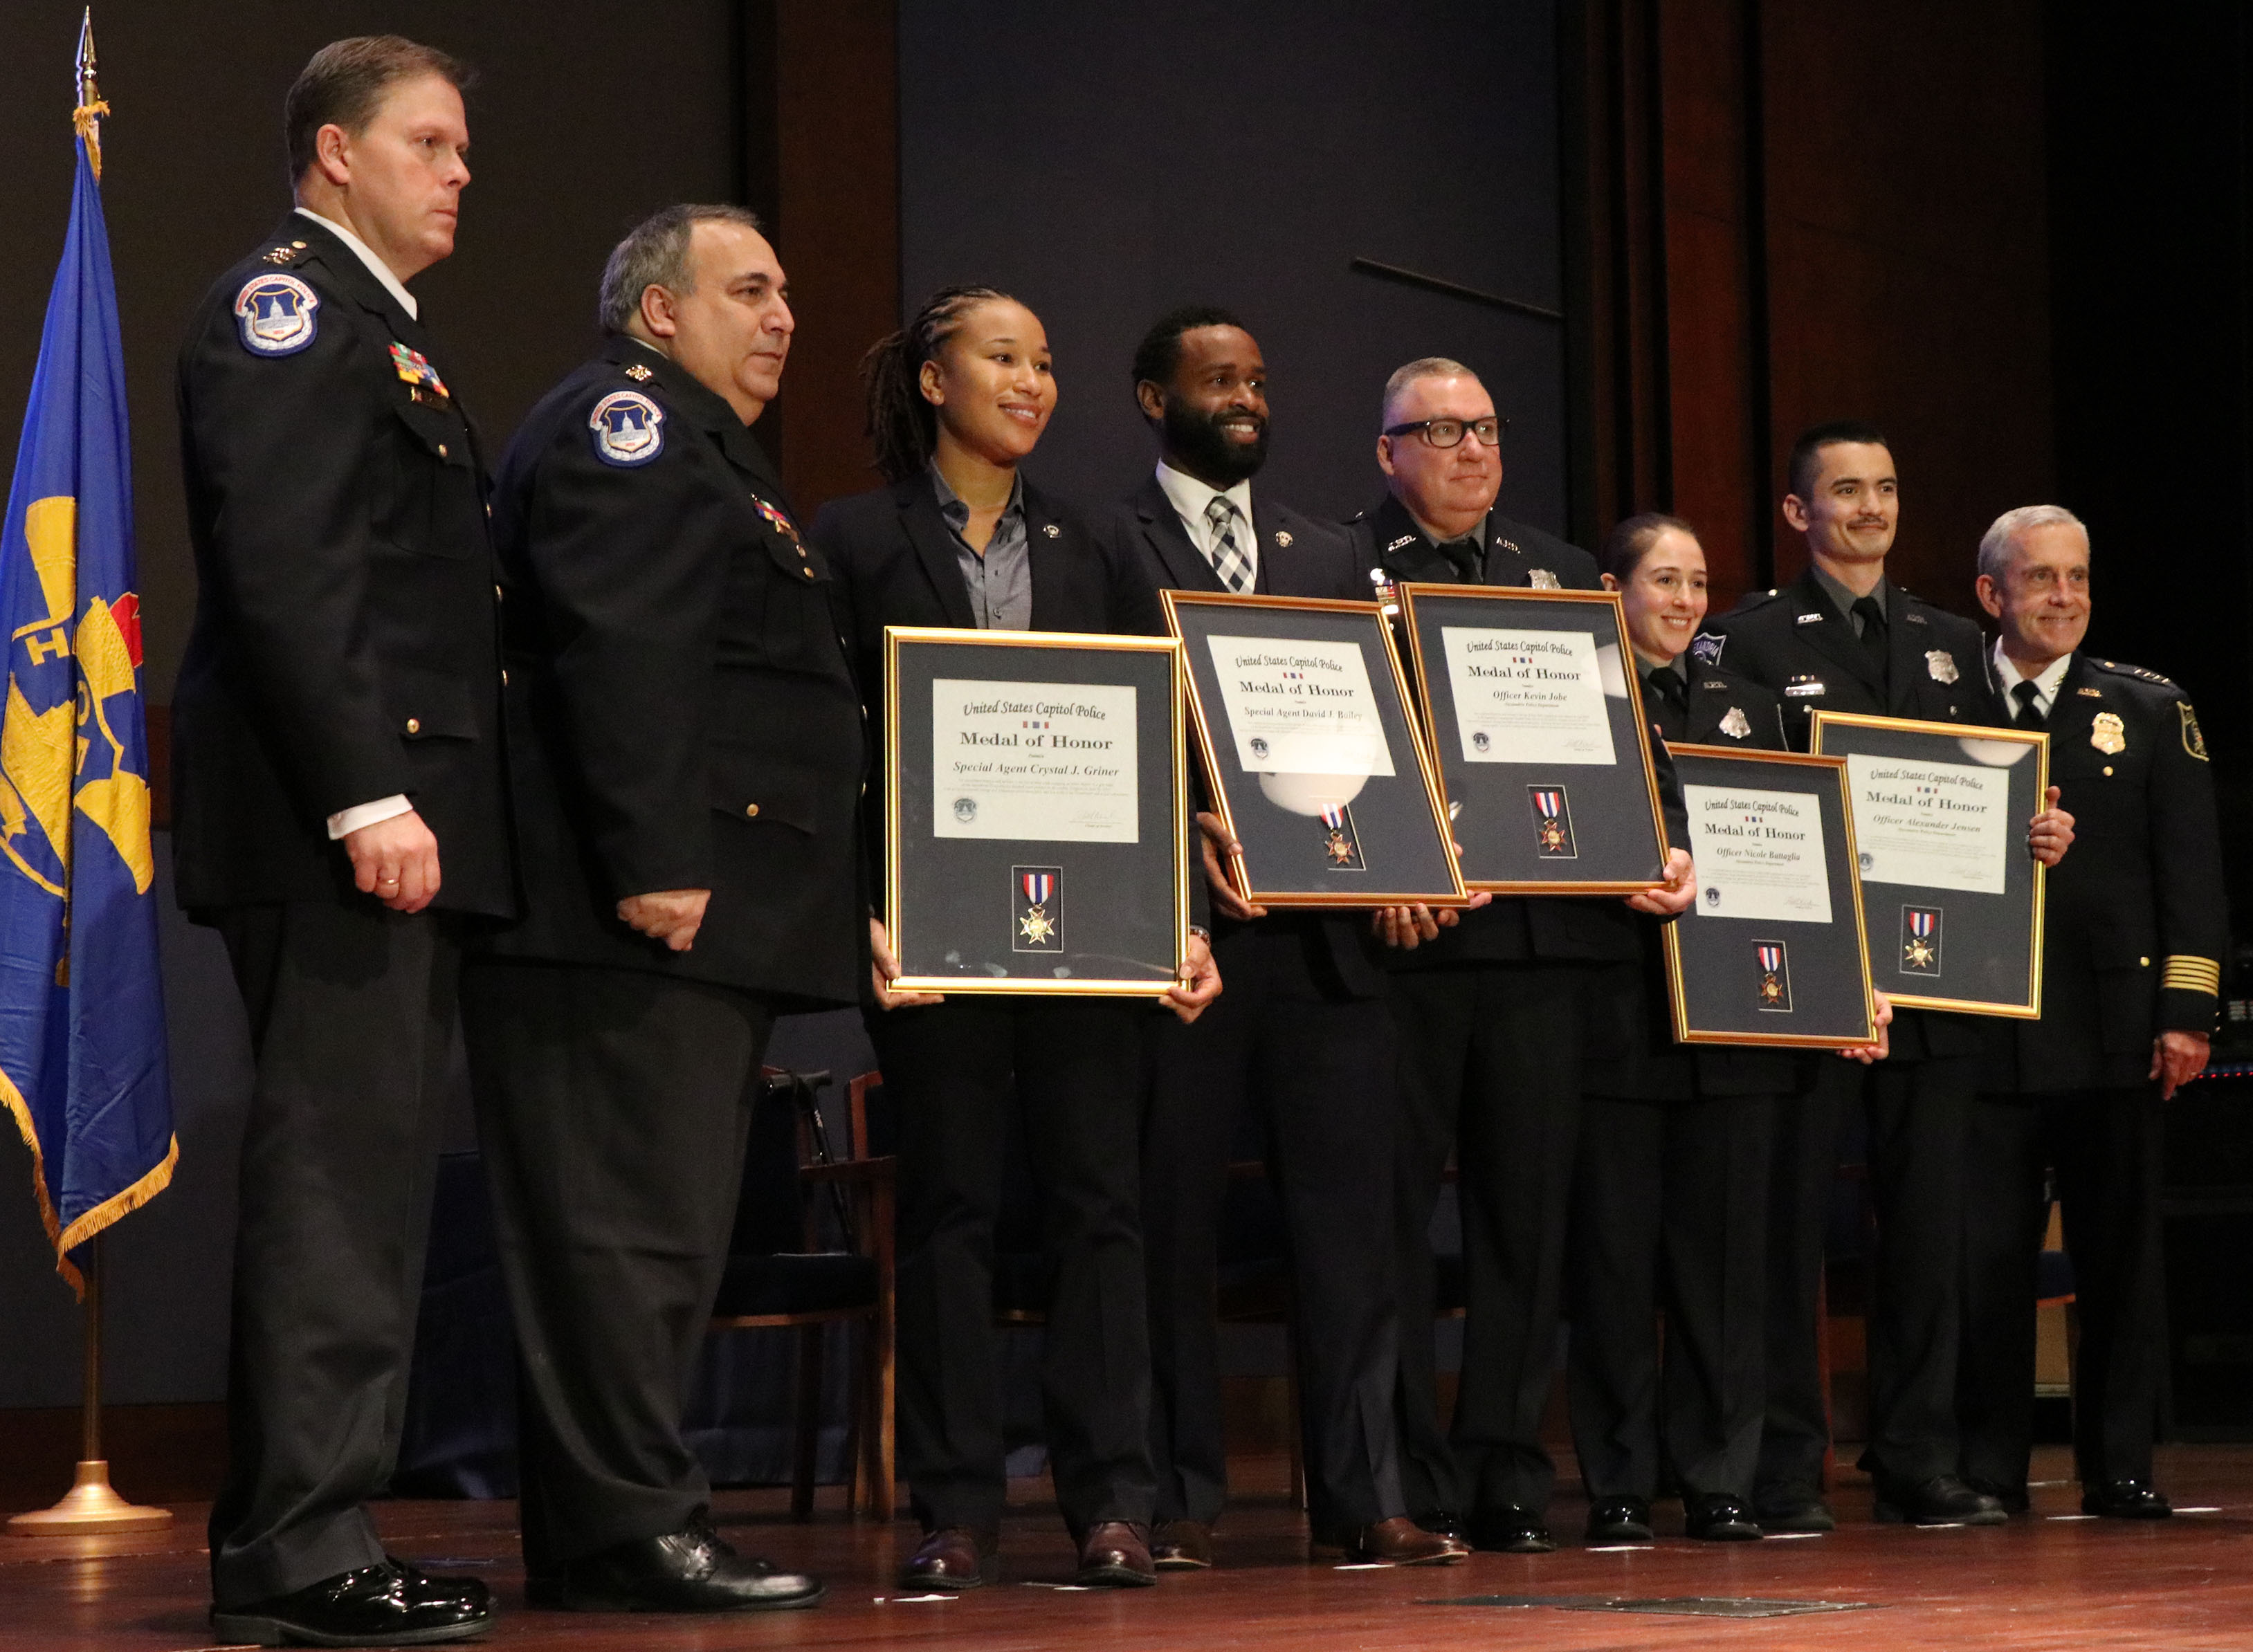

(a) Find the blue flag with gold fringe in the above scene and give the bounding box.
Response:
[0,61,174,1294]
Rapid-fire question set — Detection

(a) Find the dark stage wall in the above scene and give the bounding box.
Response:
[895,0,1572,531]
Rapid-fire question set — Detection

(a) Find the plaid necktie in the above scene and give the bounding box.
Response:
[1203,495,1253,594]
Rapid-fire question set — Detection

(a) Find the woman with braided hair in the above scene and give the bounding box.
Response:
[812,288,1220,1591]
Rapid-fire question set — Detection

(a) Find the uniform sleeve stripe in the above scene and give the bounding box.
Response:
[2162,956,2223,993]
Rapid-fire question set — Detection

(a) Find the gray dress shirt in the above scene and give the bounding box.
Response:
[933,464,1032,630]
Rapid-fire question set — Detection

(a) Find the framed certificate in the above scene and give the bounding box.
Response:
[1162,591,1466,908]
[884,627,1188,995]
[1395,584,1670,892]
[1661,745,1877,1047]
[1809,711,2049,1018]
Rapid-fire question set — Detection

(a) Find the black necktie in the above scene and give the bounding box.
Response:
[1645,666,1686,737]
[2012,679,2046,728]
[1647,665,1686,708]
[1851,594,1888,665]
[1437,536,1483,582]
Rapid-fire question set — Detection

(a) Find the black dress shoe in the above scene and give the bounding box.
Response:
[1151,1518,1214,1570]
[1412,1508,1469,1543]
[1967,1478,2031,1515]
[1753,1489,1835,1532]
[1684,1494,1762,1541]
[212,1561,493,1647]
[541,1514,823,1612]
[2083,1479,2172,1519]
[1074,1521,1157,1587]
[1872,1474,2007,1527]
[1584,1498,1654,1543]
[901,1526,997,1590]
[1468,1504,1556,1554]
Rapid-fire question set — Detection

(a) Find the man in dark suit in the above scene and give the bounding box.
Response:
[463,205,849,1614]
[1697,421,2070,1528]
[174,39,509,1648]
[1349,358,1695,1553]
[1960,506,2224,1519]
[1104,309,1463,1568]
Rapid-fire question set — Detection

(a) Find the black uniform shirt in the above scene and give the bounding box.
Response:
[1983,650,2227,1091]
[171,213,512,917]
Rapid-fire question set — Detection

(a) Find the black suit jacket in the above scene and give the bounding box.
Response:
[1584,663,1805,1099]
[1981,651,2227,1092]
[483,339,866,1008]
[1347,493,1655,967]
[1103,472,1385,998]
[812,472,1203,929]
[172,214,512,917]
[1698,565,1997,1058]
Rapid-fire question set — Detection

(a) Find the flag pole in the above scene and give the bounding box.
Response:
[4,14,170,1539]
[7,1238,172,1534]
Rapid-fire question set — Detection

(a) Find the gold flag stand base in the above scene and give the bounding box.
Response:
[6,1461,171,1535]
[6,1236,174,1537]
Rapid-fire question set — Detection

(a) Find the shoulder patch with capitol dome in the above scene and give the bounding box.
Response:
[232,273,320,356]
[588,390,665,466]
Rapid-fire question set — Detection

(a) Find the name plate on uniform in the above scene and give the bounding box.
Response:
[1663,745,1878,1047]
[1395,585,1670,892]
[885,627,1188,995]
[1163,591,1466,908]
[1810,710,2048,1018]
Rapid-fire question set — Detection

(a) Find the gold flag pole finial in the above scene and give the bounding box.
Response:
[73,8,109,181]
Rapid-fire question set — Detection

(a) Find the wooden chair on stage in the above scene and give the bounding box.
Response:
[708,1067,895,1523]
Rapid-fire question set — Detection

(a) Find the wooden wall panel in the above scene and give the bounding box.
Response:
[1758,0,2053,613]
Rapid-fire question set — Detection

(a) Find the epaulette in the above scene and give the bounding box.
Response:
[621,361,655,383]
[1727,587,1787,614]
[2089,657,2178,691]
[260,239,308,266]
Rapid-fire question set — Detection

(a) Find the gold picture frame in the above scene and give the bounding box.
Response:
[1809,710,2049,1018]
[884,625,1189,997]
[1162,589,1468,908]
[1396,583,1671,894]
[1661,744,1879,1047]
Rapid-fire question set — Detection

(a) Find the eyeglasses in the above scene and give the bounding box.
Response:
[1383,416,1508,449]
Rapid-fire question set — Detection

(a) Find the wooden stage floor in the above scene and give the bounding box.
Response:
[7,1446,2253,1651]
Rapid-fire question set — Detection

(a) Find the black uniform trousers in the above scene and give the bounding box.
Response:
[1758,1049,1980,1496]
[876,995,1156,1536]
[1960,1087,2169,1489]
[1392,960,1589,1516]
[1567,1092,1772,1502]
[207,901,462,1608]
[460,960,774,1569]
[1142,924,1402,1534]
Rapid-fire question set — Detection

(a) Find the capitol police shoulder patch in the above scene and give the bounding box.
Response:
[588,389,665,467]
[233,272,320,356]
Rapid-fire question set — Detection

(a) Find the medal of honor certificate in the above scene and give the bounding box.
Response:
[1684,784,1834,925]
[1205,635,1396,778]
[1440,626,1621,766]
[1842,753,2011,894]
[886,629,1188,995]
[932,679,1139,843]
[1810,713,2047,1018]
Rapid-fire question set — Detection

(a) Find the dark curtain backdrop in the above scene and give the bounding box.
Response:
[895,0,1571,532]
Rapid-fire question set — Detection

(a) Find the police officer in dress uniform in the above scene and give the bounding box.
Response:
[1568,514,1797,1544]
[175,39,509,1647]
[1104,309,1464,1569]
[1695,421,2072,1529]
[462,205,843,1613]
[1348,360,1696,1553]
[1959,506,2225,1519]
[814,286,1222,1593]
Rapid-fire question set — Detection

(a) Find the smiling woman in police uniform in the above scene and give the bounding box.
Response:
[1565,513,1791,1545]
[1958,506,2226,1522]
